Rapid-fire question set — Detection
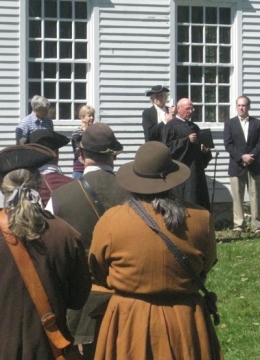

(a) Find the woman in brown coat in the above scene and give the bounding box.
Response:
[89,141,223,360]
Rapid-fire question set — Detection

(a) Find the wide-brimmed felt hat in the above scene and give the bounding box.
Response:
[116,141,190,194]
[80,123,123,155]
[0,144,56,177]
[145,85,170,97]
[27,129,70,150]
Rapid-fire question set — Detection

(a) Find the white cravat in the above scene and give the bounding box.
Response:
[154,104,168,124]
[239,116,249,141]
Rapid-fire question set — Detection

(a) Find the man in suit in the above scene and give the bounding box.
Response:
[224,95,260,237]
[142,85,175,142]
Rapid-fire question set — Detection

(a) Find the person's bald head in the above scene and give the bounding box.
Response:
[177,98,194,121]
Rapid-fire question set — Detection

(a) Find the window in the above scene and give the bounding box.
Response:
[176,5,232,123]
[28,0,89,120]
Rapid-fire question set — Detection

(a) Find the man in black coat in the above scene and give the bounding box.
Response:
[223,95,260,237]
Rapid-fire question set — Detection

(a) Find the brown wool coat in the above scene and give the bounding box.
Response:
[89,202,224,360]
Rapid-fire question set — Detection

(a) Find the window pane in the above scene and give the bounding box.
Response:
[192,7,203,24]
[206,46,217,63]
[29,20,41,38]
[178,25,189,43]
[178,45,189,62]
[60,1,72,19]
[44,63,56,78]
[60,63,71,79]
[59,83,71,99]
[44,82,56,99]
[219,8,231,25]
[60,42,72,58]
[218,67,229,83]
[75,83,86,100]
[206,26,216,43]
[191,86,202,102]
[192,105,202,122]
[177,66,188,83]
[60,22,72,39]
[219,46,230,63]
[75,22,87,39]
[205,86,216,102]
[29,0,41,17]
[75,63,87,79]
[60,103,71,119]
[45,41,57,58]
[205,106,215,122]
[206,7,217,24]
[75,1,87,19]
[192,46,203,62]
[29,62,41,78]
[192,26,203,43]
[219,86,229,102]
[220,27,230,44]
[29,82,41,98]
[45,21,57,38]
[177,85,188,100]
[218,106,229,122]
[205,67,216,83]
[75,43,87,59]
[191,66,202,83]
[48,105,56,119]
[29,41,42,58]
[45,1,57,18]
[177,6,189,23]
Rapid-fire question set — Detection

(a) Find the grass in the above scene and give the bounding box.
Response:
[207,232,260,359]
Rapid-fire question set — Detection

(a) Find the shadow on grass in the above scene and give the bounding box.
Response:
[216,230,259,243]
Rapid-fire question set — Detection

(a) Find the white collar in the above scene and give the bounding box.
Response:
[83,164,113,175]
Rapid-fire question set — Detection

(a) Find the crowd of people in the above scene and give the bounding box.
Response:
[1,88,259,359]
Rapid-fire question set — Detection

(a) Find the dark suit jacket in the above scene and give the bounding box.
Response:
[223,116,260,176]
[142,105,169,142]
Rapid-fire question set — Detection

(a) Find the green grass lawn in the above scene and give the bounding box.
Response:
[207,235,260,359]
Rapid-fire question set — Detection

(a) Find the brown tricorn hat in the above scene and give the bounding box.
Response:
[116,141,190,194]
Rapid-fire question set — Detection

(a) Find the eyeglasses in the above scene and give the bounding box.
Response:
[181,106,195,111]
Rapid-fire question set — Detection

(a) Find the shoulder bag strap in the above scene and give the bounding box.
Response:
[0,210,71,359]
[129,198,220,326]
[78,177,105,218]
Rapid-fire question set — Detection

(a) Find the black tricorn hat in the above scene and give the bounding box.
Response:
[0,144,56,177]
[116,141,190,194]
[27,129,70,150]
[145,85,170,97]
[80,123,123,155]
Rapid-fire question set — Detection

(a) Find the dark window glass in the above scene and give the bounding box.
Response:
[177,6,189,23]
[75,63,87,79]
[44,82,56,99]
[75,43,87,59]
[177,66,188,83]
[191,86,202,102]
[29,63,41,79]
[219,46,230,63]
[192,105,202,122]
[60,1,72,19]
[75,2,87,19]
[48,105,56,119]
[192,26,203,43]
[178,45,189,62]
[59,103,71,119]
[205,67,216,83]
[29,41,42,58]
[218,105,229,122]
[206,26,216,43]
[75,22,87,39]
[178,26,189,43]
[218,67,229,83]
[29,0,41,17]
[60,42,72,58]
[44,63,56,78]
[45,41,57,58]
[219,86,229,102]
[206,46,217,63]
[45,1,57,18]
[192,46,203,62]
[75,83,86,99]
[59,83,71,99]
[60,22,72,39]
[205,106,216,122]
[206,7,217,24]
[60,63,71,78]
[219,27,230,44]
[29,82,41,98]
[191,66,202,83]
[177,85,189,100]
[29,20,41,38]
[219,8,231,25]
[45,21,57,38]
[205,86,216,102]
[74,103,85,118]
[192,7,203,24]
